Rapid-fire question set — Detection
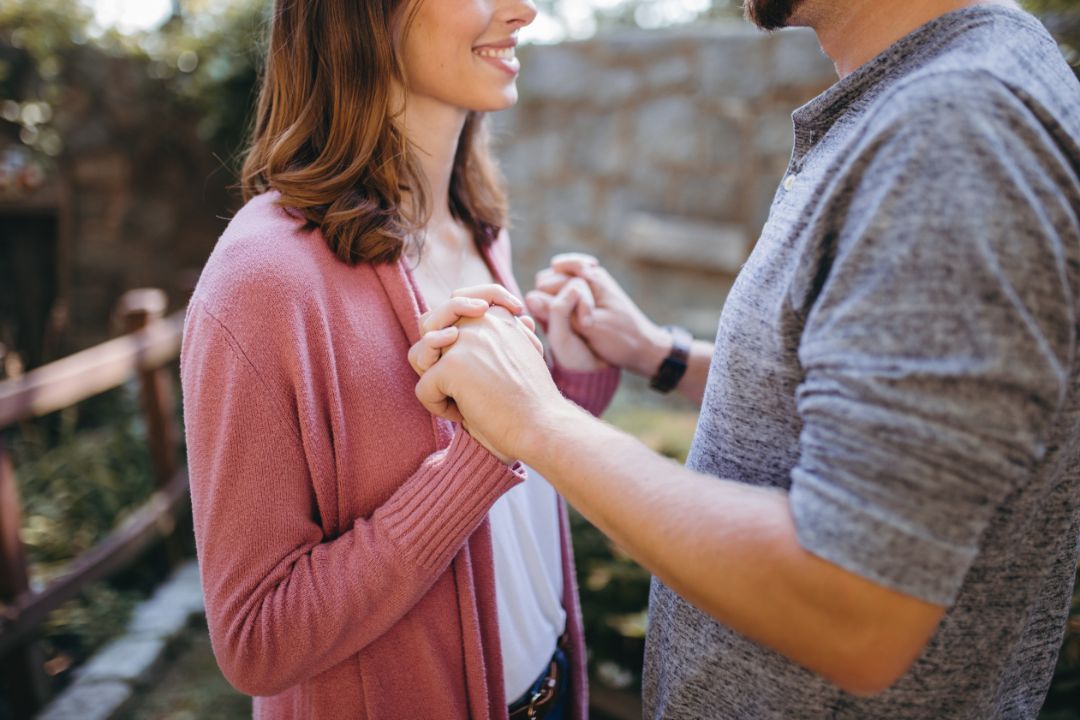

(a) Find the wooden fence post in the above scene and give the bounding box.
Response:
[0,440,48,718]
[116,289,177,490]
[116,289,185,566]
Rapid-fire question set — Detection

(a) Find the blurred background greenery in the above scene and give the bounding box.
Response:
[1,0,1079,717]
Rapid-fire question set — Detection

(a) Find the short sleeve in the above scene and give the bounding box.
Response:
[788,74,1075,605]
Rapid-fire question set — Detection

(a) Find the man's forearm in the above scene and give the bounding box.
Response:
[523,403,944,695]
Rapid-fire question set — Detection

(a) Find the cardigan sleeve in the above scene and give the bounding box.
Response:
[180,299,524,697]
[550,358,621,418]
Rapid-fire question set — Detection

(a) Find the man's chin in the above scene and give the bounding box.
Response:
[744,0,805,30]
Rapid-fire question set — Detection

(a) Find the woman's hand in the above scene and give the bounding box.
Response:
[527,254,671,378]
[528,275,608,373]
[414,305,567,465]
[409,291,546,465]
[408,284,543,376]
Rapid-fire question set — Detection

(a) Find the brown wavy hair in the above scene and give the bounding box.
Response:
[241,0,509,265]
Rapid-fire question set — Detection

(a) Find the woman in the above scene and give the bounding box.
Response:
[179,0,620,718]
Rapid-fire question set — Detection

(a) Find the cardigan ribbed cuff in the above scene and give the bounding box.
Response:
[379,430,525,570]
[552,364,621,417]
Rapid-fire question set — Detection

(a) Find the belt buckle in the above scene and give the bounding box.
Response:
[526,675,557,719]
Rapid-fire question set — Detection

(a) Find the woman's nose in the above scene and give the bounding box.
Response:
[502,0,538,30]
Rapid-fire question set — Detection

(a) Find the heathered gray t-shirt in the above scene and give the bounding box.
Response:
[643,6,1080,719]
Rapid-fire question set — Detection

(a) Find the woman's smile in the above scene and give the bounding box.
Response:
[473,38,520,76]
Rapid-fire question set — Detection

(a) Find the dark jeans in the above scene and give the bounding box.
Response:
[508,646,570,720]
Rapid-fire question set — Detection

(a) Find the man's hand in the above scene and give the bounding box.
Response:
[528,253,672,378]
[408,285,542,376]
[413,306,572,462]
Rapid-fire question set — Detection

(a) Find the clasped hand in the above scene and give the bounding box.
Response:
[526,254,670,378]
[407,284,567,464]
[409,255,659,463]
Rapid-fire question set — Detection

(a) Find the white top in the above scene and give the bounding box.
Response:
[488,463,567,701]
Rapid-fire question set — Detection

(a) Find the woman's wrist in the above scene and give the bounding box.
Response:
[551,348,608,374]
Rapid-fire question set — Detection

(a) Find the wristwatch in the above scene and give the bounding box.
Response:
[649,325,693,394]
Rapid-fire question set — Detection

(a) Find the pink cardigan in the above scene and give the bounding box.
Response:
[180,192,619,719]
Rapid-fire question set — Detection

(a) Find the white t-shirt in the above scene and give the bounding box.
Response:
[488,463,567,701]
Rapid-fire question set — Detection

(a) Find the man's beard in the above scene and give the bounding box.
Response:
[744,0,806,30]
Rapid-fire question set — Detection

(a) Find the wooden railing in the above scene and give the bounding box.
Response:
[0,289,188,718]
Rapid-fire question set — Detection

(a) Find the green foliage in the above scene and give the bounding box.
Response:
[1026,0,1080,11]
[10,386,154,574]
[0,0,266,181]
[0,0,89,175]
[142,2,269,165]
[571,509,652,689]
[1025,0,1080,76]
[38,584,143,670]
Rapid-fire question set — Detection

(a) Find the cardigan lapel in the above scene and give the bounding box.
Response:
[373,258,426,345]
[372,258,455,448]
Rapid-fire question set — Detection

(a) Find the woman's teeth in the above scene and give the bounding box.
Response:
[475,47,516,60]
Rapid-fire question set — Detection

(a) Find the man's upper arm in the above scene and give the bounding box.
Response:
[789,73,1075,609]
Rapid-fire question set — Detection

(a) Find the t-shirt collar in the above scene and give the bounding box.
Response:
[790,4,1038,162]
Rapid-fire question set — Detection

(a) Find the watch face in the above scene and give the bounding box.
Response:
[651,357,688,394]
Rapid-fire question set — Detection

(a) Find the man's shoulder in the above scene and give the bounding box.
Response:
[850,62,1080,180]
[867,70,1020,141]
[865,13,1080,146]
[883,66,1008,107]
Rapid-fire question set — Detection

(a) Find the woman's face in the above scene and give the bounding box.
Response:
[399,0,538,114]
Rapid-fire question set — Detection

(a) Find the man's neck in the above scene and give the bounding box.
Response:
[804,0,1022,78]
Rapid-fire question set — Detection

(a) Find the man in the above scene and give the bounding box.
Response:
[411,0,1080,717]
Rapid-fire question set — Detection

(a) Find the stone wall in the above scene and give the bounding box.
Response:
[495,22,836,338]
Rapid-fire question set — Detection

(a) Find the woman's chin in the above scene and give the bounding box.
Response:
[468,88,520,114]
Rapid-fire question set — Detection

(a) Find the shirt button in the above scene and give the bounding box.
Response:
[783,174,798,191]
